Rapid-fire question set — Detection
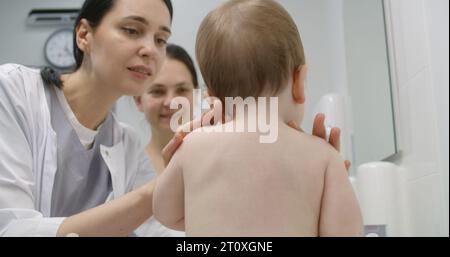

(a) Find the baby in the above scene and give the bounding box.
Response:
[153,0,362,236]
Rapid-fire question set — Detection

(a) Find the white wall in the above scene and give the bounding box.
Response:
[0,0,84,66]
[424,0,449,235]
[386,0,449,236]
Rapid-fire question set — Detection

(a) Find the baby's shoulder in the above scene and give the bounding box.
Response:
[284,127,338,160]
[181,124,252,154]
[179,125,223,150]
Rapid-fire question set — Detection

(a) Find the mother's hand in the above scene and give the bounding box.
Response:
[288,113,351,171]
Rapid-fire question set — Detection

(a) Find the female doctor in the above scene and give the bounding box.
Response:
[0,0,176,237]
[0,0,348,237]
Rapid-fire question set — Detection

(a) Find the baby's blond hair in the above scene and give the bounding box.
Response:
[196,0,305,101]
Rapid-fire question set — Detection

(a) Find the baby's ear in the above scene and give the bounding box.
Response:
[133,96,144,112]
[292,65,308,104]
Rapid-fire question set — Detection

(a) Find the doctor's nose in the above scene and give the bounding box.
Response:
[138,39,158,60]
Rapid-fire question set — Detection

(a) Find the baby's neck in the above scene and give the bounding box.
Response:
[224,95,295,126]
[218,99,278,143]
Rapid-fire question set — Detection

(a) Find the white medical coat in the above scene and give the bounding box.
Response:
[0,64,154,236]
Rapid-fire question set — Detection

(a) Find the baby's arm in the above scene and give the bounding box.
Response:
[319,148,363,237]
[152,150,185,231]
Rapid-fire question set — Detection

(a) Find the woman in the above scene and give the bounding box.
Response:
[0,0,174,237]
[135,44,198,176]
[133,44,198,236]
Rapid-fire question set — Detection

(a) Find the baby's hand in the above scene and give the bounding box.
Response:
[287,113,352,172]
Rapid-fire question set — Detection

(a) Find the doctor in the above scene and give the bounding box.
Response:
[0,0,175,237]
[0,0,348,237]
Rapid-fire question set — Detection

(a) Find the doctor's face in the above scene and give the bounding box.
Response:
[79,0,172,97]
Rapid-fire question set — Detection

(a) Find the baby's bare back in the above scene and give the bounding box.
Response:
[180,124,334,236]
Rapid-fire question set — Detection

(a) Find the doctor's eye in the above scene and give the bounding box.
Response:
[122,27,139,36]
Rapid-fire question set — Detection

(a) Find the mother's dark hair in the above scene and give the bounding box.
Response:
[166,44,199,88]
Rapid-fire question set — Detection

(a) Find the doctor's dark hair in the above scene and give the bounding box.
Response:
[41,0,173,88]
[166,44,199,88]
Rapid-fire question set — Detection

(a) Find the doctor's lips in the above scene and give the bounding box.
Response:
[159,112,176,120]
[127,65,153,80]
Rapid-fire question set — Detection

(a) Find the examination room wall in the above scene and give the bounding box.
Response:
[0,0,84,66]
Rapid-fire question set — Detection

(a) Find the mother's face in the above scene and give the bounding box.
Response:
[78,0,172,97]
[135,57,196,131]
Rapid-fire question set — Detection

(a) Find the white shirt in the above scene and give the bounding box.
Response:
[54,86,98,149]
[0,64,156,236]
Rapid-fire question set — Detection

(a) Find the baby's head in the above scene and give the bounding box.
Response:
[196,0,308,124]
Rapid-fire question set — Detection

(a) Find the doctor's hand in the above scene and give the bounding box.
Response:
[287,113,352,172]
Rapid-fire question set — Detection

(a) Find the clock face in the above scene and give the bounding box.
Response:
[44,29,76,69]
